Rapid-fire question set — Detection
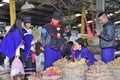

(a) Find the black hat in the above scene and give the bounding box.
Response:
[23,16,31,23]
[52,12,61,20]
[75,38,84,46]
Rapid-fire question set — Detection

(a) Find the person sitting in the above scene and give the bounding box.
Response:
[61,41,73,60]
[73,38,97,66]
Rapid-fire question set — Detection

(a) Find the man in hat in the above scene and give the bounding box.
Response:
[73,38,97,66]
[41,12,65,70]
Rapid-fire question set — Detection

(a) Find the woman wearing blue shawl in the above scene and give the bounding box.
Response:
[21,16,35,76]
[0,18,24,80]
[0,18,24,59]
[73,38,97,66]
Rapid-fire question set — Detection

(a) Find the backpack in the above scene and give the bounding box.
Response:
[41,28,51,47]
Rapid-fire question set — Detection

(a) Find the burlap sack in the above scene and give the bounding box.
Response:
[62,64,87,80]
[0,74,10,80]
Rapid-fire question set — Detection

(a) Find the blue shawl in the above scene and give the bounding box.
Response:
[0,28,23,58]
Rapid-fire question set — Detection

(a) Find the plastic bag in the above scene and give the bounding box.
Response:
[11,57,25,77]
[84,16,93,38]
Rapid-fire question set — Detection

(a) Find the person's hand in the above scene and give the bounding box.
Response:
[41,61,44,65]
[15,54,20,58]
[95,32,101,37]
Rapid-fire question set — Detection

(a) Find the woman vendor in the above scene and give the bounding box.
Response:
[73,38,97,66]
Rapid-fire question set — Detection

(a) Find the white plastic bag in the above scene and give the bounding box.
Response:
[36,53,44,72]
[11,57,25,77]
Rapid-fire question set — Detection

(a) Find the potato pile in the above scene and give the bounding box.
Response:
[28,72,42,80]
[44,66,62,76]
[42,66,62,80]
[53,58,69,66]
[86,61,109,73]
[65,61,85,68]
[107,58,120,80]
[86,61,114,80]
[94,60,105,66]
[107,58,120,68]
[87,66,107,74]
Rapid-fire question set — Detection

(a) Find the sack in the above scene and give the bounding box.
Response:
[11,57,25,77]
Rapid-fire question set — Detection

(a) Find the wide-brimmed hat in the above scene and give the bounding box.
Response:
[23,16,31,23]
[75,38,84,46]
[52,12,61,20]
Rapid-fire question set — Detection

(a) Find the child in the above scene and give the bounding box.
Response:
[35,42,44,72]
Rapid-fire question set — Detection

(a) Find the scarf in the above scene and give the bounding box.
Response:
[50,21,62,39]
[50,21,61,28]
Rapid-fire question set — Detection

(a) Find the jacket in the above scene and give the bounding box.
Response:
[41,23,65,50]
[99,21,115,48]
[75,47,97,66]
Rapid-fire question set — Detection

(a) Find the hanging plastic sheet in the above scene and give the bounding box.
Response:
[84,16,93,38]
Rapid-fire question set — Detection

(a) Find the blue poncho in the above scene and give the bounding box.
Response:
[0,29,23,58]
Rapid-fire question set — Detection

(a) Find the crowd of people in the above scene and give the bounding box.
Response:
[0,11,118,80]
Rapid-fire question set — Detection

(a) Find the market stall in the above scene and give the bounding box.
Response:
[26,58,120,80]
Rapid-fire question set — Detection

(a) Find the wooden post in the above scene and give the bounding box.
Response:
[10,0,16,25]
[80,6,86,34]
[92,0,95,33]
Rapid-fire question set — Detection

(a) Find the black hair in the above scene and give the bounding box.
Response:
[98,12,107,17]
[68,41,73,46]
[0,36,4,40]
[24,22,31,25]
[24,22,27,26]
[75,38,84,47]
[35,41,44,55]
[8,18,24,39]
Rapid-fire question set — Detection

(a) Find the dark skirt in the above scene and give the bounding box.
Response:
[24,56,36,75]
[20,48,36,75]
[0,53,5,65]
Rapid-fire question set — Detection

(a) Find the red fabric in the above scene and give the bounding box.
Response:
[50,21,62,39]
[71,45,75,62]
[50,21,61,28]
[84,16,93,38]
[31,52,36,63]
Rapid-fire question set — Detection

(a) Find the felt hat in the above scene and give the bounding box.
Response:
[75,38,84,46]
[23,16,31,23]
[52,12,61,20]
